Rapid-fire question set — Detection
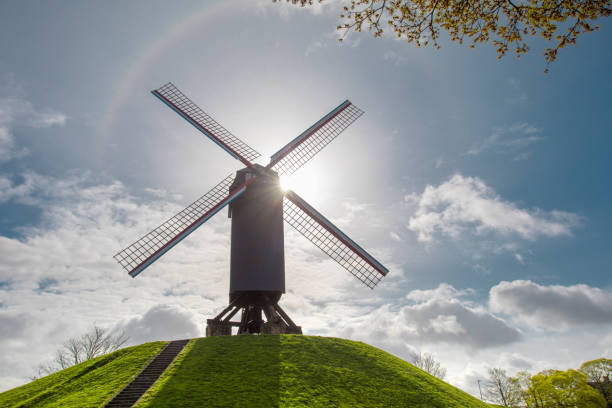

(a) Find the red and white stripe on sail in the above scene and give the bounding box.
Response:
[152,82,260,168]
[267,100,364,176]
[283,190,388,289]
[114,174,252,278]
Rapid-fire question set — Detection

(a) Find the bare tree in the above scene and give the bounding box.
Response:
[409,351,447,380]
[484,367,522,407]
[65,337,84,366]
[81,325,128,361]
[31,325,129,379]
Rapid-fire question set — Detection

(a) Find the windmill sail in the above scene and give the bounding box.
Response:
[267,100,364,176]
[283,190,388,289]
[114,174,249,278]
[116,82,389,336]
[152,82,260,167]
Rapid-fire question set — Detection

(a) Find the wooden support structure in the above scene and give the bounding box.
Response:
[206,292,301,336]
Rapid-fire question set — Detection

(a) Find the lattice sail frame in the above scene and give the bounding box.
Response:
[267,100,364,177]
[114,174,249,278]
[283,190,388,289]
[152,83,260,166]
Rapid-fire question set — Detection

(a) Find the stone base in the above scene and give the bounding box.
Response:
[285,325,302,335]
[261,321,302,335]
[206,320,232,337]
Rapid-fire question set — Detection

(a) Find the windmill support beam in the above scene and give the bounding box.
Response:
[206,292,302,337]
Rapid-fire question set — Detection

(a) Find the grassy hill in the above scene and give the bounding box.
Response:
[1,335,491,408]
[0,341,166,408]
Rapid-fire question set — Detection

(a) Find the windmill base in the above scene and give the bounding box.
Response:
[206,292,302,336]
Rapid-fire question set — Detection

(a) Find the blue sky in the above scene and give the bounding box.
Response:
[0,0,611,396]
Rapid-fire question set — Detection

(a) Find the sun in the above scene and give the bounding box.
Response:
[279,168,320,199]
[279,174,298,192]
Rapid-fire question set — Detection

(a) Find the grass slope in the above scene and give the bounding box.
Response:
[0,341,166,408]
[1,336,491,408]
[137,335,489,408]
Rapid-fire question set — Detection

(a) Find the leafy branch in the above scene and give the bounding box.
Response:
[276,0,611,68]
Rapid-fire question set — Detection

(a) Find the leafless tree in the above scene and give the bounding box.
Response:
[31,325,129,379]
[81,325,128,361]
[409,351,447,380]
[484,367,522,407]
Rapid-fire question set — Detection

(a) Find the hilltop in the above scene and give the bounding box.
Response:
[0,335,490,407]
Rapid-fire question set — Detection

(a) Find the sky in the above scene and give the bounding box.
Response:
[0,0,611,397]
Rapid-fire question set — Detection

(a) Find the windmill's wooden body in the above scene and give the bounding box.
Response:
[229,166,285,297]
[222,167,294,335]
[114,83,389,336]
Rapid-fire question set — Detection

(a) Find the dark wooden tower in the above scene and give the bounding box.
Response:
[222,166,292,334]
[229,165,285,297]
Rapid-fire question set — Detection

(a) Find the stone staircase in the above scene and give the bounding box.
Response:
[103,339,190,407]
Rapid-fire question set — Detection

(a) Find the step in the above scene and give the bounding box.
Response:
[102,339,189,408]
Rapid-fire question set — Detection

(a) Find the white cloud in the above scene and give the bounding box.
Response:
[27,111,67,128]
[323,281,611,398]
[254,0,341,19]
[0,126,28,162]
[405,283,473,302]
[468,122,542,157]
[489,280,612,330]
[115,304,200,345]
[383,50,407,66]
[0,92,67,162]
[0,173,40,203]
[334,199,370,227]
[514,253,525,264]
[305,40,325,56]
[494,351,535,371]
[430,314,465,335]
[336,284,521,351]
[0,312,28,341]
[404,192,420,204]
[408,174,579,242]
[389,231,402,242]
[513,151,533,161]
[506,79,530,104]
[454,329,610,397]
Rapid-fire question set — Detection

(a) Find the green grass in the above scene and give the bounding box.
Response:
[0,341,166,408]
[134,335,282,408]
[2,336,492,408]
[137,335,490,408]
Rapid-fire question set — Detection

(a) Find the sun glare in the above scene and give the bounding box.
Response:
[279,175,292,192]
[279,170,320,199]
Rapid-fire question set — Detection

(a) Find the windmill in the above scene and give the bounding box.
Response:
[114,83,389,336]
